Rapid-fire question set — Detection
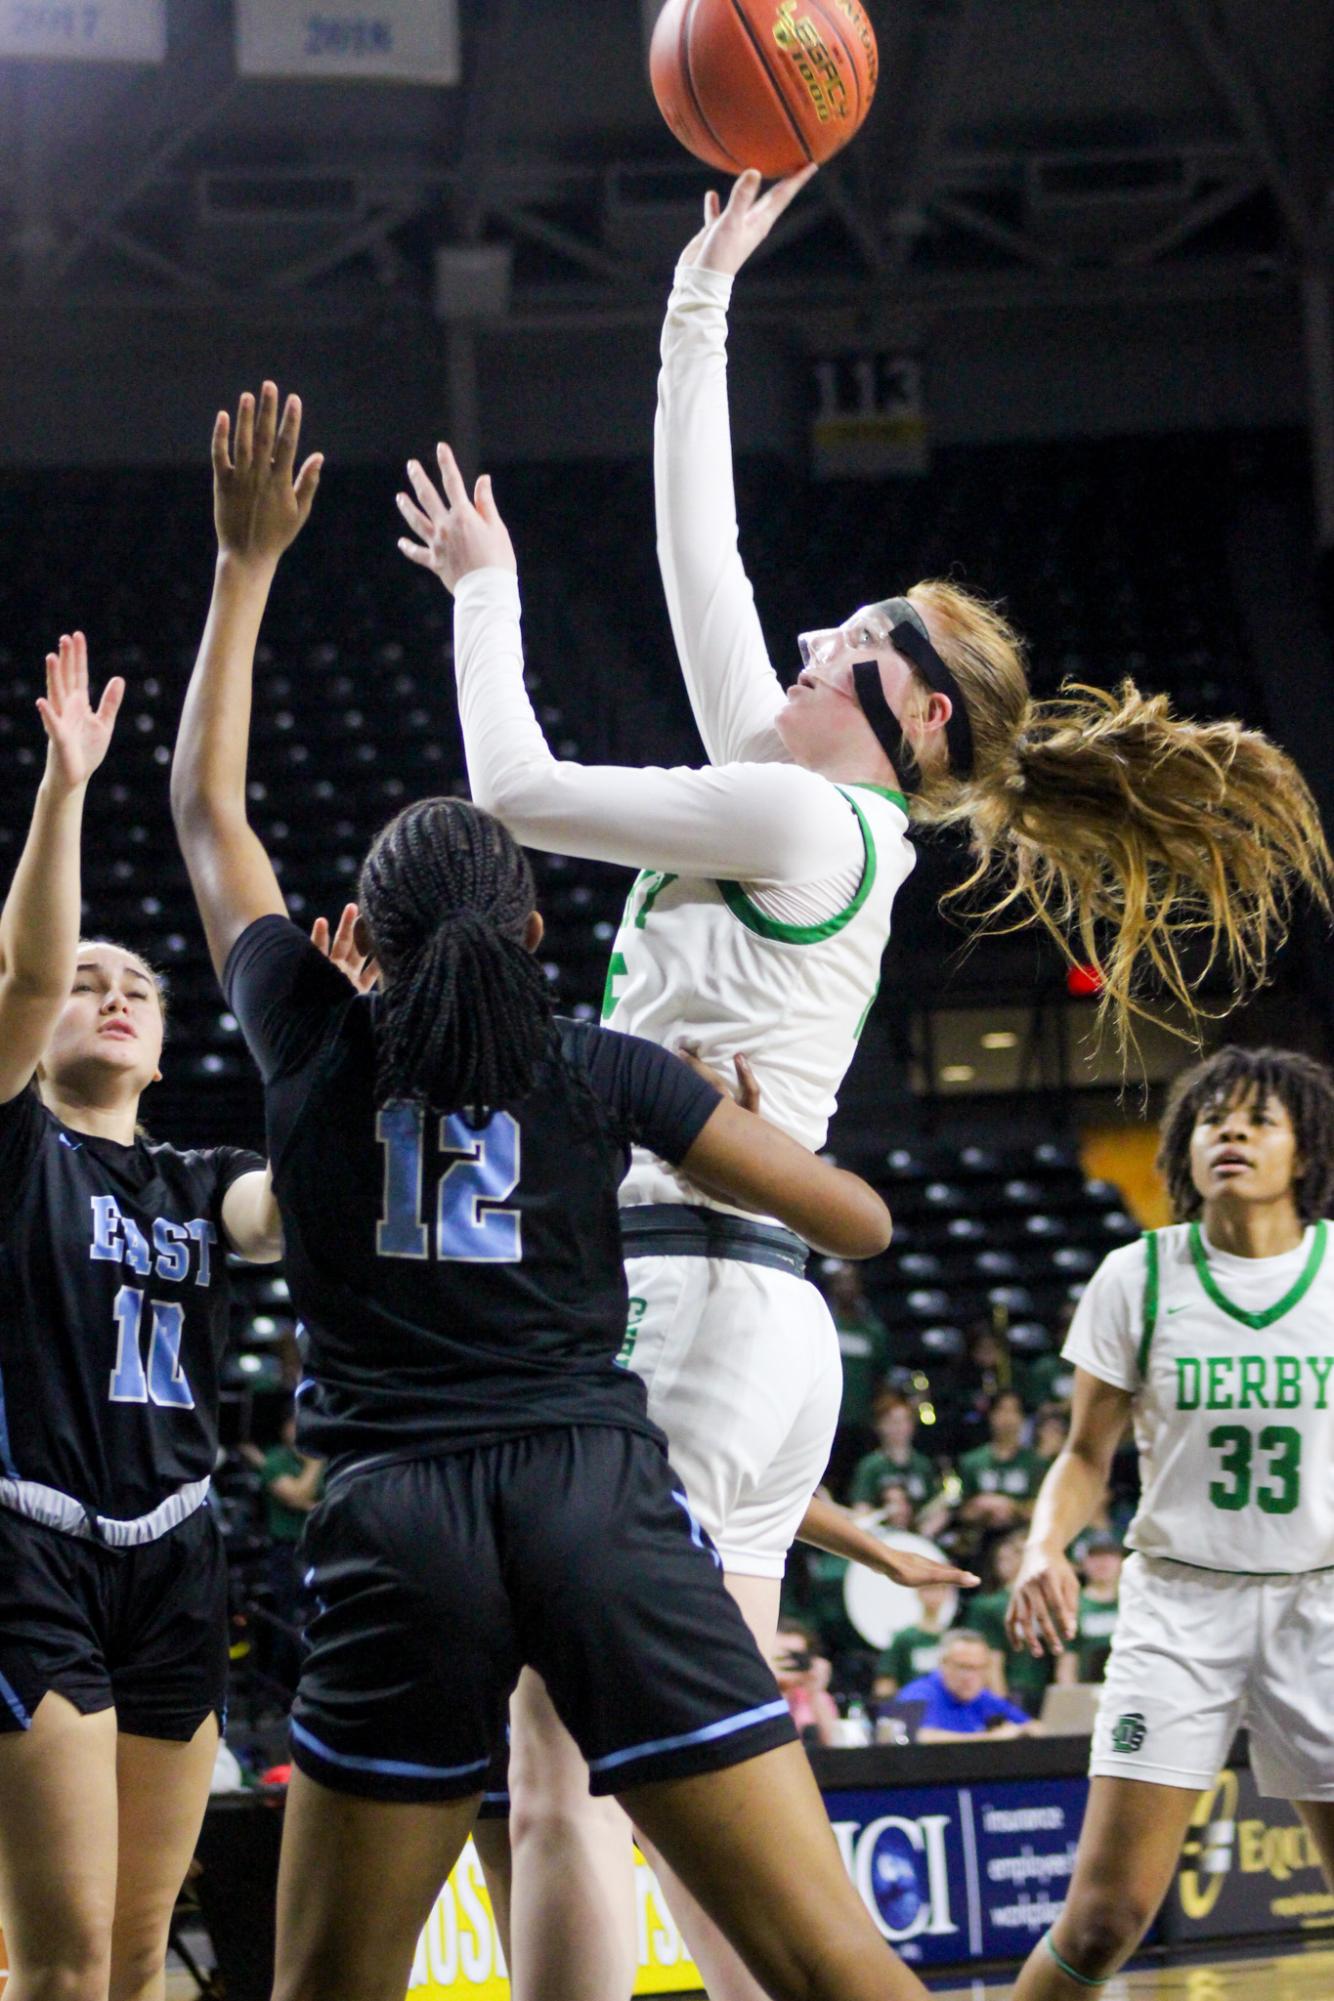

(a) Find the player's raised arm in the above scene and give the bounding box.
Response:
[654,166,815,768]
[0,633,124,1104]
[172,382,322,980]
[396,445,861,884]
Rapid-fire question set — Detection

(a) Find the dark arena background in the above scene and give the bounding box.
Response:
[1,3,1333,1998]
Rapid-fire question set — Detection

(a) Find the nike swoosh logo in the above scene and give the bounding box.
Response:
[1165,1305,1188,1316]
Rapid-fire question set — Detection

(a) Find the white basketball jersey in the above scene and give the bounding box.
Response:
[1065,1222,1334,1573]
[601,782,913,1218]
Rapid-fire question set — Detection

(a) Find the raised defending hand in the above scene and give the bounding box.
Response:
[1006,1544,1080,1658]
[678,164,817,276]
[36,631,125,792]
[212,382,323,570]
[396,444,516,593]
[311,903,380,993]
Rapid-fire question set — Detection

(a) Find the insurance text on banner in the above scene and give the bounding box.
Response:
[0,0,165,63]
[237,0,459,85]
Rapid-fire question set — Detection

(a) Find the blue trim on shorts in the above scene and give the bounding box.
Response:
[0,1357,18,1478]
[0,1669,32,1730]
[482,1790,510,1804]
[290,1717,490,1783]
[587,1697,790,1775]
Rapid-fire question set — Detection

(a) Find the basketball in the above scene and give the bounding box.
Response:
[649,0,878,178]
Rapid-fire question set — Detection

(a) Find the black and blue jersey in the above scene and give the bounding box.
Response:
[0,1091,260,1519]
[224,915,720,1472]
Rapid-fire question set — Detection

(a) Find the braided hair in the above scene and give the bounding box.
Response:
[1156,1044,1334,1224]
[357,798,552,1120]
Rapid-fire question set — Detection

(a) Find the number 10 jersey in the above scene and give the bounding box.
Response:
[1064,1222,1334,1573]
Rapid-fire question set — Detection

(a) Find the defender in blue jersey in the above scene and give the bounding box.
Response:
[0,635,282,2001]
[172,380,935,2001]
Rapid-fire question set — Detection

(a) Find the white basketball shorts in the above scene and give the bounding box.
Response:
[1089,1552,1334,1799]
[621,1253,844,1579]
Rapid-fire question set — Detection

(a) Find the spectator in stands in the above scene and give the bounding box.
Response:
[967,1527,1053,1717]
[958,1389,1044,1544]
[769,1620,840,1747]
[1056,1534,1123,1686]
[1018,1302,1077,1409]
[933,1321,1011,1452]
[848,1391,935,1516]
[825,1262,892,1438]
[872,1579,954,1699]
[1034,1403,1070,1465]
[241,1405,324,1692]
[892,1630,1043,1742]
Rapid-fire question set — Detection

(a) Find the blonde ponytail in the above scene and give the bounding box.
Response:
[905,579,1332,1046]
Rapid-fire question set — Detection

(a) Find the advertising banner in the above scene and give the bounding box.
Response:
[825,1775,1094,1969]
[407,1839,701,1999]
[1162,1764,1334,1946]
[0,0,165,63]
[237,1,460,85]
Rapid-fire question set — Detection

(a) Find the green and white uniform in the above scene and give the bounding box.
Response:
[451,260,915,1575]
[1063,1223,1334,1797]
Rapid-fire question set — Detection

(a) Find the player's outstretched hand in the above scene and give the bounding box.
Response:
[212,382,323,571]
[678,164,817,277]
[1006,1544,1080,1658]
[311,903,379,993]
[868,1544,980,1591]
[396,445,516,593]
[36,631,125,792]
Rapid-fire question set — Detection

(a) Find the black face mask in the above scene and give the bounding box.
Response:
[849,598,974,792]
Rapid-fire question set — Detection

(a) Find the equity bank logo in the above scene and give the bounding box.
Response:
[1178,1769,1239,1919]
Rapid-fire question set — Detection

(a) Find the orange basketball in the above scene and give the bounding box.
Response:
[649,0,878,178]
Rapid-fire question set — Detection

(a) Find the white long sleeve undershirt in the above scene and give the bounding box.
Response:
[453,568,865,911]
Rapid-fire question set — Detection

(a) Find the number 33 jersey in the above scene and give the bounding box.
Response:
[1064,1222,1334,1573]
[0,1091,260,1519]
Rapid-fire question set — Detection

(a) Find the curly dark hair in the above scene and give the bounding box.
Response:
[357,797,552,1120]
[1156,1045,1334,1224]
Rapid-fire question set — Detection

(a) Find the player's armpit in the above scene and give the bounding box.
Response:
[678,1095,890,1258]
[220,1166,283,1263]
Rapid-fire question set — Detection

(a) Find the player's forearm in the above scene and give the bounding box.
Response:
[172,554,273,834]
[0,770,88,997]
[798,1490,896,1567]
[655,267,785,765]
[1026,1446,1107,1556]
[454,569,848,880]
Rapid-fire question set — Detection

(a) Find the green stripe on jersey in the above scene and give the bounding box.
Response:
[717,791,878,945]
[848,782,910,815]
[1137,1230,1159,1379]
[1188,1218,1327,1330]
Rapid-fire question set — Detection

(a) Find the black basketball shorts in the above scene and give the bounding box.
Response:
[290,1425,797,1804]
[0,1501,228,1741]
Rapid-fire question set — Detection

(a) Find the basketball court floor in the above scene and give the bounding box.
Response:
[157,1943,1334,2000]
[930,1946,1334,1998]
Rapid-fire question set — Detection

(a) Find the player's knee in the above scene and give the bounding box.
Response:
[1057,1888,1155,1976]
[107,1922,171,2001]
[10,1940,113,2001]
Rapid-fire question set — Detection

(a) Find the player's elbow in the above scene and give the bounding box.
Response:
[809,1177,892,1260]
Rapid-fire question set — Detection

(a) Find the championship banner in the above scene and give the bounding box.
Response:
[407,1840,701,1999]
[810,353,929,479]
[0,0,165,63]
[1162,1763,1334,1945]
[236,0,460,85]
